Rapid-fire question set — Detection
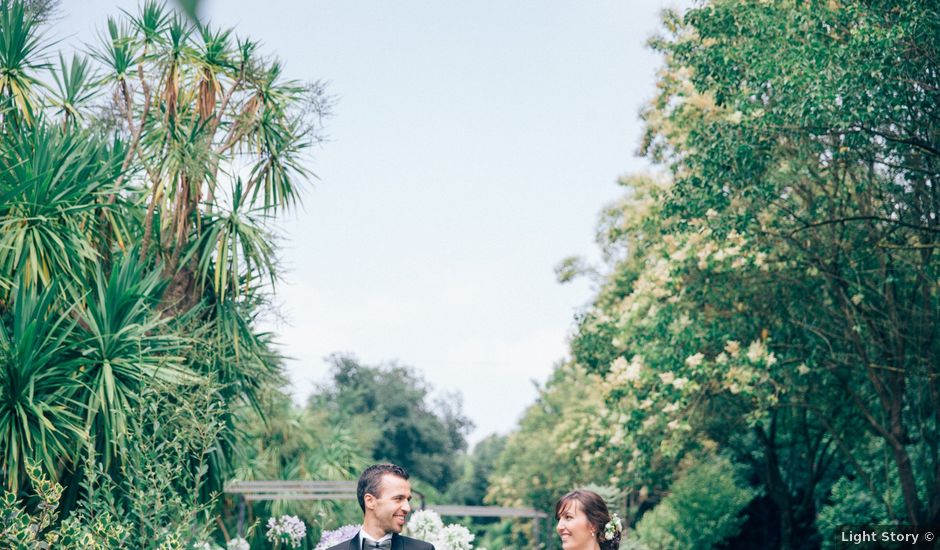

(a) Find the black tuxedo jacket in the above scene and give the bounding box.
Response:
[326,532,435,550]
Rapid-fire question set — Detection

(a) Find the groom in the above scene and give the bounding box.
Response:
[328,463,435,550]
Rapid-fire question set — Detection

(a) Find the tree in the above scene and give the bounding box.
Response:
[492,2,940,548]
[641,0,940,530]
[446,434,507,507]
[310,354,473,492]
[0,1,328,544]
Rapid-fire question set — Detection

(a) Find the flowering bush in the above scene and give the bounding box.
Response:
[314,524,361,550]
[227,538,251,550]
[266,515,307,548]
[405,510,474,550]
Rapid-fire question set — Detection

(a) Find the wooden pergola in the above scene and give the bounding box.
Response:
[224,480,550,547]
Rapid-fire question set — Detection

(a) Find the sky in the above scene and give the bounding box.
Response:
[52,0,688,447]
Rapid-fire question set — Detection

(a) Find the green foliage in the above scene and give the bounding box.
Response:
[0,283,84,492]
[491,2,940,548]
[632,458,754,550]
[816,477,890,550]
[0,0,331,545]
[310,354,473,492]
[107,380,224,548]
[446,434,507,506]
[0,461,132,549]
[0,122,123,292]
[0,0,49,123]
[487,361,612,514]
[639,0,940,530]
[225,391,368,548]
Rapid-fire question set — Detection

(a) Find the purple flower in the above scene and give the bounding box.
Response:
[314,524,361,550]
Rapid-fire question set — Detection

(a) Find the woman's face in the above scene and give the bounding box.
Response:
[556,500,597,550]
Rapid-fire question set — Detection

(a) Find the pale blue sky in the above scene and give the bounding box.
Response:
[53,0,687,446]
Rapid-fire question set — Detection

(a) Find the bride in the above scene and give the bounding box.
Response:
[554,490,623,550]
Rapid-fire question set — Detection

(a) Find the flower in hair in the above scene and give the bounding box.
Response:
[604,512,623,541]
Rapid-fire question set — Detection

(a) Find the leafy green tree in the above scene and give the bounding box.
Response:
[641,0,940,530]
[310,354,473,492]
[492,2,940,549]
[446,434,507,506]
[631,457,754,550]
[486,362,609,514]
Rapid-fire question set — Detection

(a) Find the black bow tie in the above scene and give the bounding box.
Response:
[364,540,391,550]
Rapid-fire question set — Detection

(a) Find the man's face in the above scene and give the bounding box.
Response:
[365,473,412,535]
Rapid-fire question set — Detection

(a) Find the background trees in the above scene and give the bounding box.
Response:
[310,354,474,495]
[486,1,940,548]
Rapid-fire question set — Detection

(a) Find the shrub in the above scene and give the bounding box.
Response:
[633,457,754,549]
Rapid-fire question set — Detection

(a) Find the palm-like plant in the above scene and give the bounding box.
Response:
[70,252,200,471]
[0,283,84,492]
[0,0,49,124]
[0,122,124,294]
[47,53,98,126]
[0,1,330,542]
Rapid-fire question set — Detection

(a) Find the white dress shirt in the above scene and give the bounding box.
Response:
[360,529,392,549]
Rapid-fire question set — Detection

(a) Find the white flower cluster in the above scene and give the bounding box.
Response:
[191,536,250,550]
[405,510,474,550]
[266,514,307,548]
[438,524,474,550]
[603,512,623,541]
[405,510,444,541]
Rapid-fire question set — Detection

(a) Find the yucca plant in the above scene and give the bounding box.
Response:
[0,0,49,125]
[47,53,98,126]
[0,1,329,543]
[0,282,84,492]
[0,121,124,294]
[69,252,201,472]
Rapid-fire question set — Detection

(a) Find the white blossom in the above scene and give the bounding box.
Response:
[438,524,475,550]
[747,340,766,363]
[405,511,475,550]
[406,510,444,542]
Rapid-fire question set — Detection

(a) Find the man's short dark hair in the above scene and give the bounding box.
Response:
[357,463,410,512]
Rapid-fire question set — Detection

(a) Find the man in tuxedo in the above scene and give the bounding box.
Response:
[327,463,435,550]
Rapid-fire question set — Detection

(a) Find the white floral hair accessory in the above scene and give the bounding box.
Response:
[603,512,623,541]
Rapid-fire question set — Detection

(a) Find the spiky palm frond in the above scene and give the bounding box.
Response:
[0,283,85,492]
[70,252,201,470]
[92,16,137,82]
[124,0,169,51]
[47,53,98,125]
[0,123,123,294]
[186,179,276,304]
[194,25,233,121]
[0,0,50,125]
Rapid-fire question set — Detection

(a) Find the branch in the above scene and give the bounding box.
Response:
[789,216,940,237]
[111,65,153,199]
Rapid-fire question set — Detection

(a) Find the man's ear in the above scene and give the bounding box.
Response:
[364,493,377,511]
